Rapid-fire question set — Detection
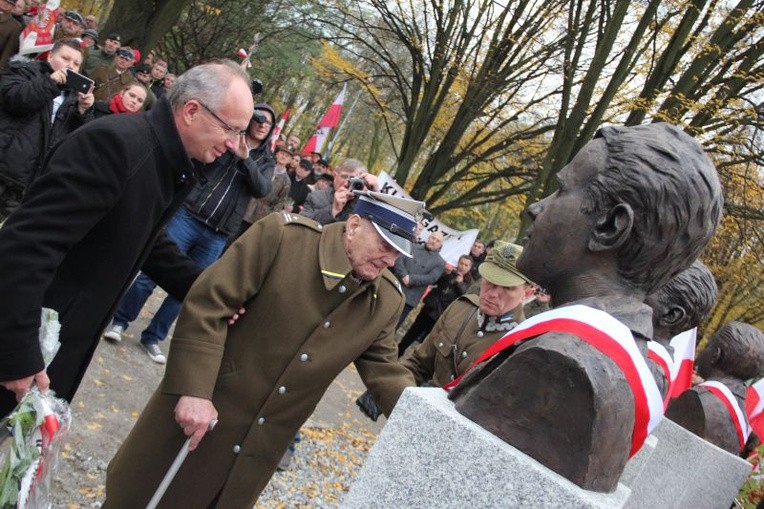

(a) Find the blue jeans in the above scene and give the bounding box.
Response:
[111,207,227,344]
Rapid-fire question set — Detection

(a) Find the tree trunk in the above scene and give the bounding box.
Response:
[101,0,192,56]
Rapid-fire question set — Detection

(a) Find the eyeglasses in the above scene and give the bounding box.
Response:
[197,101,247,138]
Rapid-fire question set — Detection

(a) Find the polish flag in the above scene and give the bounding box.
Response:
[669,328,697,399]
[746,378,764,439]
[301,84,347,156]
[270,109,290,151]
[19,0,60,55]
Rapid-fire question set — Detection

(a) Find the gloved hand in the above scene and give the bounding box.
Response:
[355,390,382,422]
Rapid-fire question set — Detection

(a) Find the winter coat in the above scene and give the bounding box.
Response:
[0,58,94,189]
[104,212,415,508]
[0,98,202,417]
[392,243,446,307]
[183,147,274,237]
[0,12,21,72]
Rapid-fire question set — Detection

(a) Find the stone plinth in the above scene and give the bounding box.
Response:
[342,388,630,508]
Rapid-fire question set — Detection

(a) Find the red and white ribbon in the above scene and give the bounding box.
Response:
[668,328,697,398]
[700,380,751,452]
[647,341,672,409]
[444,305,664,456]
[746,378,764,440]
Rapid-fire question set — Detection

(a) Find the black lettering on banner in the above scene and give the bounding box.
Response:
[380,183,398,195]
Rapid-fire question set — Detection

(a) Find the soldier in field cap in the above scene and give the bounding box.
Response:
[105,192,423,508]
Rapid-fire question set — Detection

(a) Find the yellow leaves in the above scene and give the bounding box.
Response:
[120,374,134,381]
[91,379,104,387]
[85,421,102,431]
[77,485,105,499]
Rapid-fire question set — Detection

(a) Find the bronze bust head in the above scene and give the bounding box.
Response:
[450,123,723,492]
[645,261,718,347]
[667,322,764,454]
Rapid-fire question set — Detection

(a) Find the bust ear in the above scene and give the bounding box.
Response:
[588,203,633,252]
[660,305,687,329]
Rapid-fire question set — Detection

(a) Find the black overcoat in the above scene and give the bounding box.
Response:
[0,98,201,416]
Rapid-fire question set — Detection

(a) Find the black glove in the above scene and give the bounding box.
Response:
[355,390,382,422]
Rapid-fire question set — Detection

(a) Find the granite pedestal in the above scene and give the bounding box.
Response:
[342,388,630,508]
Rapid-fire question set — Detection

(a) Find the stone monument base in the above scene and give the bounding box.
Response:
[341,388,631,508]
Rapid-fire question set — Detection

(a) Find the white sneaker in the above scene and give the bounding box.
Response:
[103,324,125,343]
[141,342,166,365]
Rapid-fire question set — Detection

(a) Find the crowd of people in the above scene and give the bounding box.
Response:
[0,6,761,508]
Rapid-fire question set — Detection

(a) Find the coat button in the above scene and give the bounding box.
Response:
[461,351,468,359]
[323,321,331,328]
[317,224,322,230]
[233,445,241,454]
[278,386,287,394]
[437,342,444,347]
[257,417,265,425]
[338,285,347,294]
[477,331,484,338]
[300,353,309,362]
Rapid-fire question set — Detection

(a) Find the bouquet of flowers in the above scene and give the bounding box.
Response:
[0,309,71,508]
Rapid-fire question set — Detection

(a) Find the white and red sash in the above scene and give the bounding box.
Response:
[745,378,764,440]
[700,380,751,452]
[669,328,697,398]
[443,305,664,457]
[646,341,672,409]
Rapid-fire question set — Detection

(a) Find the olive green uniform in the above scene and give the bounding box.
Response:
[105,212,415,508]
[401,294,525,386]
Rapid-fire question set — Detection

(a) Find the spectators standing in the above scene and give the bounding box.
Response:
[300,158,380,224]
[0,39,94,220]
[90,46,136,101]
[104,192,422,508]
[0,0,22,72]
[157,72,175,98]
[133,63,157,109]
[92,82,147,118]
[54,10,85,40]
[83,32,120,75]
[289,158,313,212]
[102,120,274,364]
[85,14,97,30]
[0,60,255,416]
[392,231,446,327]
[468,239,487,281]
[81,28,98,49]
[397,254,474,356]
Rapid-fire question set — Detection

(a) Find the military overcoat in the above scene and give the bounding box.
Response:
[105,212,415,508]
[401,295,524,386]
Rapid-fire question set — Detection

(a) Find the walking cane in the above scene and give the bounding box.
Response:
[146,419,218,509]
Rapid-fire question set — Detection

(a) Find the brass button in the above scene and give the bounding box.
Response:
[233,445,241,454]
[300,354,309,362]
[278,386,286,395]
[257,417,265,425]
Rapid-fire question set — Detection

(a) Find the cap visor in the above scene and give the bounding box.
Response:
[370,222,413,258]
[478,262,527,287]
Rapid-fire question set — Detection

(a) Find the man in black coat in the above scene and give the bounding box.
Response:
[0,39,95,219]
[0,59,255,417]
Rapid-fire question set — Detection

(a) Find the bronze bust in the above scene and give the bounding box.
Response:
[666,322,764,455]
[449,123,723,492]
[645,261,717,348]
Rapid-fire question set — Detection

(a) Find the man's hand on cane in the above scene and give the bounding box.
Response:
[174,395,218,451]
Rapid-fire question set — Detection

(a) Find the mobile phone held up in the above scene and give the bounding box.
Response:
[65,69,94,94]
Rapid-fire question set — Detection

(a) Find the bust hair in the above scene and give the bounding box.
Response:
[649,261,717,334]
[707,322,764,380]
[168,59,249,111]
[583,123,723,294]
[51,38,84,57]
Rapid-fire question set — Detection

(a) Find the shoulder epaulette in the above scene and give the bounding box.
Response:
[460,293,480,307]
[381,270,404,296]
[280,212,324,232]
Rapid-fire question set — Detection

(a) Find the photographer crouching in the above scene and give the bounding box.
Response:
[0,39,94,220]
[300,158,380,224]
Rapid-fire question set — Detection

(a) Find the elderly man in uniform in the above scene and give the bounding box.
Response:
[104,192,421,508]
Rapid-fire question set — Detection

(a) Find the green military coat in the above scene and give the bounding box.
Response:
[401,295,525,386]
[104,212,414,508]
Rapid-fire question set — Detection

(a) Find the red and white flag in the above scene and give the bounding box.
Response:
[746,378,764,439]
[301,84,347,156]
[270,109,290,152]
[18,0,60,55]
[669,328,697,398]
